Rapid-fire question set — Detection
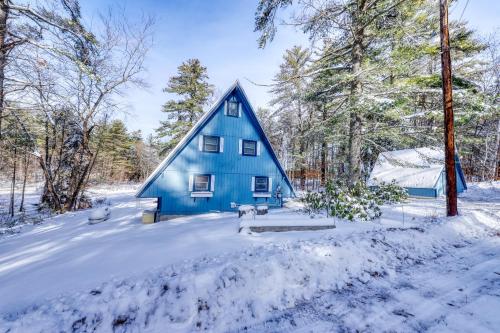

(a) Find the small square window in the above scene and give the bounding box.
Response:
[194,174,210,192]
[203,135,220,153]
[254,176,269,192]
[227,96,239,117]
[243,140,257,156]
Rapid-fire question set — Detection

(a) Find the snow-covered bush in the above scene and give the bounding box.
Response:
[345,182,382,221]
[302,191,323,214]
[302,181,381,222]
[373,180,408,204]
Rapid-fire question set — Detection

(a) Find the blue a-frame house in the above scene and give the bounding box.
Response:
[136,81,294,215]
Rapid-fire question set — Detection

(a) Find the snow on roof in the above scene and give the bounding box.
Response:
[368,147,445,188]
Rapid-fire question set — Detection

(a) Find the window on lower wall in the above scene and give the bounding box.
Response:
[254,176,269,192]
[194,174,210,192]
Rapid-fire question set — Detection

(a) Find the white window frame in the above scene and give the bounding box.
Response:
[242,140,257,156]
[193,174,210,192]
[190,174,215,198]
[251,176,272,197]
[202,135,220,153]
[226,96,239,117]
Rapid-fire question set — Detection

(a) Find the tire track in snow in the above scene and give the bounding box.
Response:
[238,231,500,332]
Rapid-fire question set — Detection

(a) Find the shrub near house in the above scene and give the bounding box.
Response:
[303,181,407,221]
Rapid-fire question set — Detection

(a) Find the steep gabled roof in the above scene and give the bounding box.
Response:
[136,81,294,197]
[368,147,466,189]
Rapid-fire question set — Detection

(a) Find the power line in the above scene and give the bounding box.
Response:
[459,0,470,22]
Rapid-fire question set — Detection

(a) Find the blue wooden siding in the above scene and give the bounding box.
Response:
[406,187,438,197]
[457,174,466,193]
[435,171,445,197]
[139,87,292,214]
[405,165,465,198]
[455,157,467,192]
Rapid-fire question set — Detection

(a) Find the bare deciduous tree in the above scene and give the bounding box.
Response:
[6,8,154,211]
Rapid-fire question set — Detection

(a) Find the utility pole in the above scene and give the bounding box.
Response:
[439,0,458,216]
[0,0,8,140]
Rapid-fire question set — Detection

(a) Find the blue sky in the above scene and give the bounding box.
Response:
[83,0,499,137]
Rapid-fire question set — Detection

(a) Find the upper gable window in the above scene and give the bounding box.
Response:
[203,135,220,153]
[226,96,239,117]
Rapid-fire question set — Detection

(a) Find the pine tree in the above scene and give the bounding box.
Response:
[256,0,419,184]
[101,120,134,181]
[257,0,498,183]
[270,46,312,189]
[156,59,214,155]
[361,1,496,180]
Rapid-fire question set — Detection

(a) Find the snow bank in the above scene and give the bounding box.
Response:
[88,207,110,223]
[1,207,497,332]
[240,212,336,227]
[459,181,500,202]
[238,205,255,213]
[1,183,499,332]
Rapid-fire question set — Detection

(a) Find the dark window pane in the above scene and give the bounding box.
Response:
[194,175,210,191]
[243,140,256,156]
[255,176,268,192]
[203,136,219,152]
[228,101,239,117]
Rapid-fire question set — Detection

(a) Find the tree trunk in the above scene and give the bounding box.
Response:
[493,118,500,180]
[0,0,8,140]
[348,112,363,183]
[299,139,306,190]
[66,128,103,211]
[440,0,458,216]
[347,1,365,185]
[320,141,327,185]
[19,152,29,212]
[39,156,62,212]
[320,106,327,185]
[9,146,16,217]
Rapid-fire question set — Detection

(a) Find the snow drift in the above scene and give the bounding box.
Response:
[1,209,497,333]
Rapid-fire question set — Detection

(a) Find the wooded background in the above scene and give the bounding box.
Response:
[0,0,498,217]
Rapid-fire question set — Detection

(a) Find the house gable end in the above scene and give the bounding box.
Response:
[136,81,294,198]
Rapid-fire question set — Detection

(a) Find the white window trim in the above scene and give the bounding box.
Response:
[188,175,194,191]
[239,139,243,154]
[253,192,271,198]
[226,99,240,117]
[201,135,221,153]
[241,139,257,156]
[189,174,215,195]
[252,176,272,195]
[191,192,213,198]
[198,135,204,151]
[256,141,261,156]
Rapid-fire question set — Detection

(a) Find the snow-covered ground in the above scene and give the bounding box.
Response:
[0,182,499,332]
